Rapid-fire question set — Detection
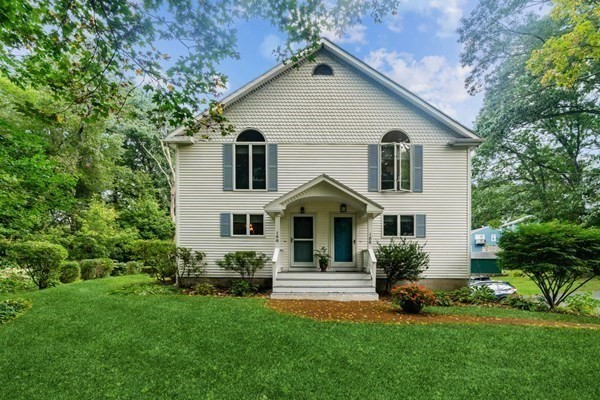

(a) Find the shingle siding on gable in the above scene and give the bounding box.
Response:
[175,49,471,280]
[208,51,463,144]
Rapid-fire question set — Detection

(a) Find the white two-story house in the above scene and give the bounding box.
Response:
[165,38,482,300]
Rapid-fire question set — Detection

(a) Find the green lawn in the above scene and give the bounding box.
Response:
[496,272,600,296]
[1,276,599,400]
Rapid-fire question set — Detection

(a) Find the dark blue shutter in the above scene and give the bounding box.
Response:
[416,214,426,238]
[220,213,231,237]
[223,144,233,191]
[413,144,423,193]
[368,144,379,192]
[267,144,278,192]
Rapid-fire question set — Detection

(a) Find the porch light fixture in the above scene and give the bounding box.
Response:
[340,204,347,213]
[300,207,305,214]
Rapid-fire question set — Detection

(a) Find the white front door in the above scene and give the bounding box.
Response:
[291,215,315,267]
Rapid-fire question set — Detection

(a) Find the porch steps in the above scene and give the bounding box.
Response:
[271,271,378,301]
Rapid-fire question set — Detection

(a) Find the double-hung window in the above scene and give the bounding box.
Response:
[235,130,266,190]
[383,215,415,237]
[232,214,264,236]
[380,130,411,191]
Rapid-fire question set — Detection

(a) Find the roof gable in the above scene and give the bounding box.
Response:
[167,38,481,142]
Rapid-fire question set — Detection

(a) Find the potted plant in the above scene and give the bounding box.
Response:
[390,284,436,314]
[314,247,331,272]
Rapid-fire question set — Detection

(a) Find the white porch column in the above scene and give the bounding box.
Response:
[272,213,281,285]
[366,214,376,288]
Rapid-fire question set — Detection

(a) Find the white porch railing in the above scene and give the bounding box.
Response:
[362,249,377,288]
[272,247,282,286]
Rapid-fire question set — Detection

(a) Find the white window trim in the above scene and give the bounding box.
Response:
[290,214,317,267]
[231,213,265,237]
[491,234,497,242]
[233,142,268,191]
[379,143,413,193]
[381,214,416,238]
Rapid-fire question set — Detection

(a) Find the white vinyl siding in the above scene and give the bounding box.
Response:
[175,50,470,280]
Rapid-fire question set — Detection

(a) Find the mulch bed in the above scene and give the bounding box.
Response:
[266,299,600,329]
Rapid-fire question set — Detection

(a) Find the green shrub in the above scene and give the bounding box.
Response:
[499,222,600,309]
[7,241,68,289]
[177,247,207,278]
[433,290,453,307]
[216,251,267,285]
[0,239,16,269]
[193,282,217,296]
[111,262,126,276]
[59,261,80,283]
[131,240,177,283]
[0,268,36,293]
[502,294,546,312]
[79,258,115,280]
[375,238,430,292]
[125,261,143,275]
[229,280,256,297]
[68,234,110,260]
[448,286,496,305]
[0,299,31,324]
[565,293,600,316]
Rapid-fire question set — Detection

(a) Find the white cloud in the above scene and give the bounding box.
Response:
[259,34,283,60]
[364,48,483,126]
[385,0,467,38]
[322,24,368,44]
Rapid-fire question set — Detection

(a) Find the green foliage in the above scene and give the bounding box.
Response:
[125,261,143,275]
[59,261,80,283]
[0,268,36,294]
[79,258,115,280]
[375,239,430,291]
[502,294,548,312]
[565,293,600,316]
[0,299,31,325]
[447,286,497,305]
[0,1,398,135]
[229,280,257,297]
[176,248,207,279]
[111,282,181,296]
[8,241,68,289]
[390,284,436,314]
[131,240,177,284]
[499,222,600,308]
[314,247,331,267]
[118,198,174,240]
[216,251,267,285]
[193,283,217,296]
[433,290,453,307]
[460,0,599,226]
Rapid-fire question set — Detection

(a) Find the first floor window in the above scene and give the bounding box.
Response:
[232,214,264,236]
[383,215,415,237]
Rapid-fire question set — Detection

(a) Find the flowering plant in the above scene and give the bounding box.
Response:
[390,284,436,314]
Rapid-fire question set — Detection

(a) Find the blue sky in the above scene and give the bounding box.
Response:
[214,0,483,128]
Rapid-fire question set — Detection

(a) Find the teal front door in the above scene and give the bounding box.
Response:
[333,216,354,266]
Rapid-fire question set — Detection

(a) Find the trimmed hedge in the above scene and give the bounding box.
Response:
[79,258,114,280]
[59,261,81,283]
[7,241,68,289]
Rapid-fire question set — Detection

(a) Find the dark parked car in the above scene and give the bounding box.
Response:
[469,280,517,300]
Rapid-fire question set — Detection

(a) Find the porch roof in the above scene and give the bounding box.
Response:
[264,174,384,217]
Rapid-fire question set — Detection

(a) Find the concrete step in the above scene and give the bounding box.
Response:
[275,279,373,288]
[271,292,379,301]
[277,272,370,280]
[272,286,375,294]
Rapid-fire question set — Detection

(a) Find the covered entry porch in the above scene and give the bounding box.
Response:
[265,174,383,300]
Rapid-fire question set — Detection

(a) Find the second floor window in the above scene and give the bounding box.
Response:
[235,130,266,190]
[380,130,411,191]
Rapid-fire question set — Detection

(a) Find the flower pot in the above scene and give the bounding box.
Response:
[399,300,424,314]
[319,262,328,272]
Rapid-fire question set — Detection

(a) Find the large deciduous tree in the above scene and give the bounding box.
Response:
[459,0,599,227]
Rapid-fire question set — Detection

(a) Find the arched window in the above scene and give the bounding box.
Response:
[312,64,334,76]
[235,130,266,190]
[380,130,411,191]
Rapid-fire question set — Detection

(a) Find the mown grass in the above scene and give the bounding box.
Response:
[497,271,600,296]
[1,275,599,400]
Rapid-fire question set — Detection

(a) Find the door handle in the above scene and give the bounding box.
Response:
[291,237,294,242]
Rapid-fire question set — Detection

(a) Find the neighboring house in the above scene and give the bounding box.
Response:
[470,216,536,275]
[165,38,483,300]
[470,226,502,275]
